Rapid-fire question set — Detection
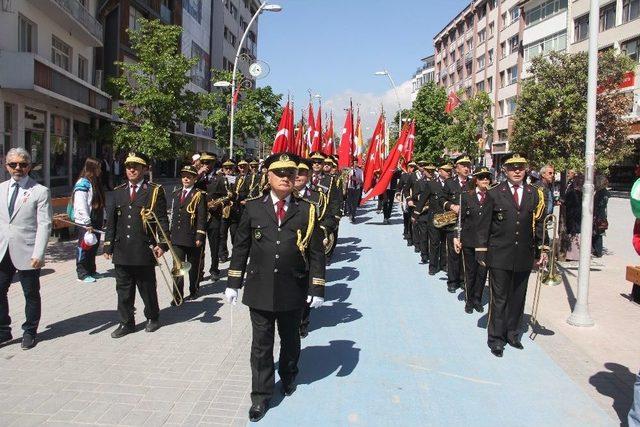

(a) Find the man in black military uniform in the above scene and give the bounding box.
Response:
[441,155,474,293]
[225,153,326,422]
[205,164,229,281]
[453,166,492,314]
[399,162,417,244]
[476,154,545,358]
[309,152,325,189]
[169,165,207,303]
[414,162,452,275]
[103,152,169,338]
[382,167,401,225]
[411,163,432,264]
[317,156,342,261]
[195,152,217,191]
[219,159,238,262]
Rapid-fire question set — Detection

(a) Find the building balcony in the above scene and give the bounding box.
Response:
[28,0,103,46]
[456,59,463,70]
[465,52,473,64]
[0,51,111,118]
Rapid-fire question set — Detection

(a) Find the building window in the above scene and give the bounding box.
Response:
[184,0,202,23]
[129,6,144,32]
[229,2,238,20]
[508,35,519,55]
[487,49,494,65]
[622,36,640,62]
[3,104,13,158]
[224,26,236,47]
[478,5,486,19]
[476,81,485,92]
[574,15,589,42]
[600,2,616,31]
[478,29,486,44]
[500,41,507,58]
[487,77,493,92]
[50,115,70,188]
[190,42,208,89]
[506,97,517,115]
[500,71,506,88]
[526,0,568,26]
[78,55,88,81]
[623,0,640,23]
[510,7,520,23]
[51,35,71,72]
[523,31,567,61]
[489,0,496,11]
[477,55,485,71]
[498,129,509,141]
[18,14,37,53]
[507,66,518,85]
[488,22,494,38]
[501,12,508,29]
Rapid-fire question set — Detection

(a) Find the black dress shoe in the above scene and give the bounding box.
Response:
[473,303,484,313]
[419,258,428,264]
[406,241,413,246]
[0,332,12,345]
[464,306,474,314]
[491,348,503,358]
[414,247,420,253]
[248,401,268,422]
[219,256,229,263]
[447,285,457,293]
[145,320,160,333]
[111,324,134,339]
[21,333,36,350]
[282,382,297,396]
[210,270,220,281]
[299,326,309,338]
[508,340,524,350]
[428,269,437,276]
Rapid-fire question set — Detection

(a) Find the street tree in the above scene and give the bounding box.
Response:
[110,18,201,170]
[444,91,493,159]
[511,50,635,171]
[411,82,451,162]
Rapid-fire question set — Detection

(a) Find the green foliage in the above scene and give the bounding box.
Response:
[110,18,201,161]
[411,82,451,162]
[444,91,493,158]
[202,70,282,156]
[511,50,635,171]
[389,109,413,142]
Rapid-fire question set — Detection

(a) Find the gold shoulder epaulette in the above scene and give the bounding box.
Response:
[244,194,263,203]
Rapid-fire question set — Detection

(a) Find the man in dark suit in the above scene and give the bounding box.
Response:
[398,162,416,243]
[441,155,474,293]
[219,159,238,262]
[205,166,229,281]
[103,152,169,338]
[476,154,546,358]
[225,153,325,422]
[169,165,207,303]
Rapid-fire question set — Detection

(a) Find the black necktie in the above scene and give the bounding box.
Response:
[8,182,19,217]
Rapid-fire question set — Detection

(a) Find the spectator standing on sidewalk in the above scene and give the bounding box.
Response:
[629,217,640,426]
[592,175,609,258]
[0,147,52,350]
[73,157,106,283]
[564,174,584,261]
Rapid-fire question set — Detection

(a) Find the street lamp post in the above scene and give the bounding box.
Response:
[374,70,402,132]
[567,0,598,327]
[227,2,282,158]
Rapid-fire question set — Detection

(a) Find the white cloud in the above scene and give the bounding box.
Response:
[322,79,413,139]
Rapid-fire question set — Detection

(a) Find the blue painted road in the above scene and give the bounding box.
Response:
[256,203,613,426]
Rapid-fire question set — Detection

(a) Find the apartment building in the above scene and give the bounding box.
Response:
[0,0,112,195]
[411,55,436,102]
[433,0,524,166]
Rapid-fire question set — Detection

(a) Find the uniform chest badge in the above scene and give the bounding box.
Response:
[254,229,262,240]
[116,207,122,216]
[497,212,504,221]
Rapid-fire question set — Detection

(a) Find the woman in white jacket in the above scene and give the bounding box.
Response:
[72,157,105,283]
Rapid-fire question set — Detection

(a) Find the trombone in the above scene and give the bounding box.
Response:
[529,213,561,339]
[141,208,191,307]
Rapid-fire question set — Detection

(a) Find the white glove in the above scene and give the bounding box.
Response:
[225,288,238,304]
[308,296,324,309]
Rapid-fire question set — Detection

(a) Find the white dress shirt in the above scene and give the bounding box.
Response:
[508,181,523,203]
[270,191,291,225]
[7,175,30,207]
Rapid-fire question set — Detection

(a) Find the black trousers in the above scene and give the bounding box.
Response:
[462,246,487,307]
[301,301,311,331]
[377,196,383,212]
[76,229,101,279]
[207,216,222,274]
[445,231,463,287]
[219,217,239,260]
[114,264,159,326]
[0,252,41,337]
[427,221,446,273]
[172,244,202,298]
[382,190,394,220]
[249,308,302,404]
[345,188,361,219]
[403,208,412,240]
[487,268,531,349]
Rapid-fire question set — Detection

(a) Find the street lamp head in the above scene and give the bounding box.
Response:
[374,71,388,76]
[263,4,283,12]
[214,81,232,88]
[313,94,322,99]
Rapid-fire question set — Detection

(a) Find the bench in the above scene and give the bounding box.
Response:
[51,196,72,240]
[625,266,640,304]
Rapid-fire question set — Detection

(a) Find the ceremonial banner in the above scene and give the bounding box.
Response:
[272,102,293,154]
[362,113,385,192]
[338,107,354,169]
[322,113,334,156]
[311,104,322,153]
[445,91,461,113]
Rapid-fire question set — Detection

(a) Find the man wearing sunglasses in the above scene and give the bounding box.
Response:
[225,153,325,422]
[0,148,52,350]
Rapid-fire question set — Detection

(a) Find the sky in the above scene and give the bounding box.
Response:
[255,0,470,132]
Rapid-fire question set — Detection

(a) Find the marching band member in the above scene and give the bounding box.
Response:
[453,166,492,314]
[309,152,326,189]
[195,152,217,191]
[205,163,229,281]
[399,162,417,245]
[441,155,473,293]
[104,152,169,338]
[476,154,546,357]
[411,164,432,264]
[169,165,207,303]
[218,159,237,263]
[225,153,325,422]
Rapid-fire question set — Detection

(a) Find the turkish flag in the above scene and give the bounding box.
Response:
[306,103,315,154]
[338,108,354,169]
[311,104,322,152]
[360,121,414,205]
[322,113,334,156]
[445,91,461,113]
[272,102,293,154]
[293,120,304,157]
[362,113,385,192]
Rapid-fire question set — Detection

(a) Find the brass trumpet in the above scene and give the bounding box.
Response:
[141,208,191,307]
[529,213,561,339]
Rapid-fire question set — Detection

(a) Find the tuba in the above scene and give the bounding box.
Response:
[141,206,191,307]
[529,214,561,339]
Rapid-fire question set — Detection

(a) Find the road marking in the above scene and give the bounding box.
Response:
[406,363,501,386]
